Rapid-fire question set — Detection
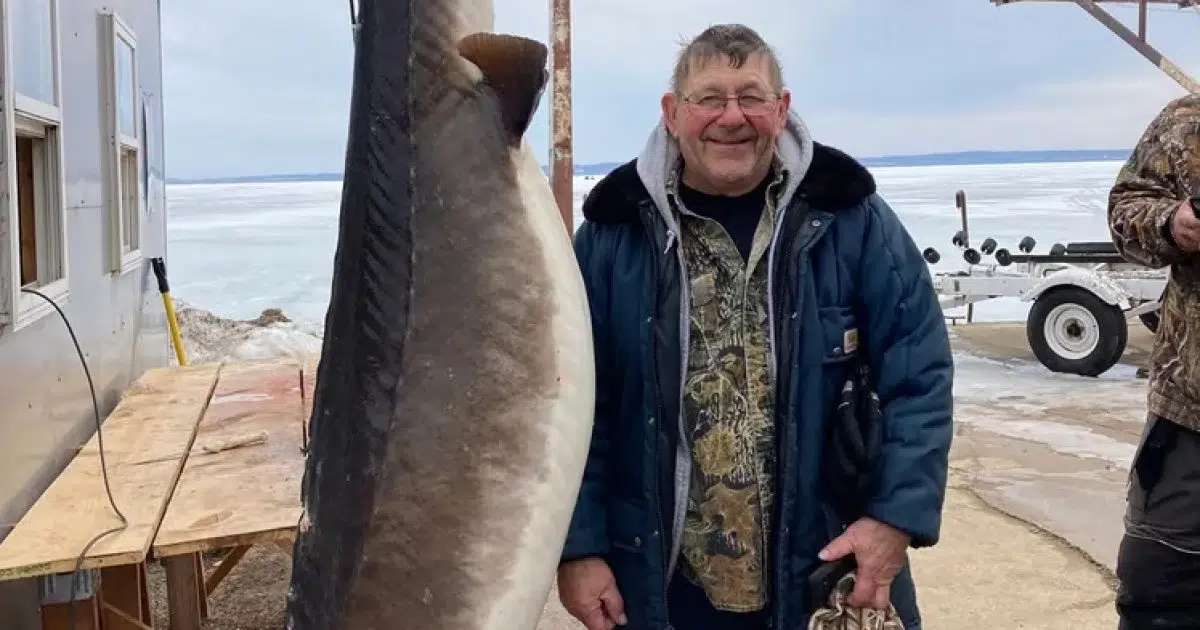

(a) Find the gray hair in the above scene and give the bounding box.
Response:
[670,24,784,94]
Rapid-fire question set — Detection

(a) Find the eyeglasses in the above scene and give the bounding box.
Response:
[682,91,779,116]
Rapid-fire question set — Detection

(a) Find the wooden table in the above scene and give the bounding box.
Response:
[0,356,316,630]
[0,363,222,629]
[150,359,309,630]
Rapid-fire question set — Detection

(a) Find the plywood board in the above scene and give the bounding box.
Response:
[0,364,221,581]
[152,359,306,557]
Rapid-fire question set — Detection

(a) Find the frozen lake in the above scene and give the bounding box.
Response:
[166,159,1127,325]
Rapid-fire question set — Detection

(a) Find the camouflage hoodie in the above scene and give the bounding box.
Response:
[1108,94,1200,429]
[668,159,786,612]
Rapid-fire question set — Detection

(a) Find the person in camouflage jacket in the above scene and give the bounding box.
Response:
[1108,93,1200,629]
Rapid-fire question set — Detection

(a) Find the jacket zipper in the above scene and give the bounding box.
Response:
[769,202,828,626]
[657,191,691,591]
[640,204,675,629]
[767,206,795,628]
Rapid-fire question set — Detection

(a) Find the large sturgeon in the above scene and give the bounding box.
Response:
[283,0,596,627]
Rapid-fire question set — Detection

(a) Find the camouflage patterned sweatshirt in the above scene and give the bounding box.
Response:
[668,162,785,612]
[1108,94,1200,430]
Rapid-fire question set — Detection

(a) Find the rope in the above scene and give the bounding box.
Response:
[807,573,905,630]
[347,0,361,44]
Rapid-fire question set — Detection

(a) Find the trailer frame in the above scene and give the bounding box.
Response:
[926,190,1169,376]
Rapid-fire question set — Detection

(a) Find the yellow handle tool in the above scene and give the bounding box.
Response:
[151,257,189,367]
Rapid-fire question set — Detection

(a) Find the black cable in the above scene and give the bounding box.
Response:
[19,287,128,630]
[348,0,361,46]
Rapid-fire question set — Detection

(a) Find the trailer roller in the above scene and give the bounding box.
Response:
[925,193,1167,377]
[952,230,967,249]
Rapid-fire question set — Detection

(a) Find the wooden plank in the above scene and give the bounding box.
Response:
[203,545,249,596]
[194,552,209,619]
[100,602,152,630]
[152,359,305,557]
[163,555,202,630]
[98,563,152,630]
[0,364,221,581]
[42,596,101,630]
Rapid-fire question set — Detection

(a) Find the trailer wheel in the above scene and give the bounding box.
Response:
[1026,287,1127,377]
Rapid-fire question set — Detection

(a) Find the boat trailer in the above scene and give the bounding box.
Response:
[924,190,1168,377]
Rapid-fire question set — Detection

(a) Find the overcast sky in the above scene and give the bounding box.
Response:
[160,1,1200,179]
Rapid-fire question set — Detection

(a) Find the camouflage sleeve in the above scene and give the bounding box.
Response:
[1107,96,1199,268]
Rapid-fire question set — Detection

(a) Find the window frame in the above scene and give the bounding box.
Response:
[0,0,69,331]
[100,10,142,274]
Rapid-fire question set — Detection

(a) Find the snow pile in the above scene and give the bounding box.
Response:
[173,300,324,365]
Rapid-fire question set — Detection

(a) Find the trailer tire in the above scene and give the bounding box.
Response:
[1026,287,1127,377]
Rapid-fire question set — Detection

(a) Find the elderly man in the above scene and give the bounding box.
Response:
[1108,94,1200,630]
[555,23,953,630]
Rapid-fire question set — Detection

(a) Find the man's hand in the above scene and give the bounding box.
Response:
[1170,199,1200,252]
[817,517,910,610]
[557,557,627,630]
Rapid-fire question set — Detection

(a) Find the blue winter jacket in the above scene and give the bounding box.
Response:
[562,115,954,630]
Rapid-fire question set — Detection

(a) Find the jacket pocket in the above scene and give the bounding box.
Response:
[1128,415,1200,538]
[607,499,650,554]
[604,500,654,623]
[818,306,859,365]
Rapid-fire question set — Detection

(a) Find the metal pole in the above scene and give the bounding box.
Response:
[991,0,1200,94]
[1137,0,1147,40]
[549,0,574,234]
[1070,0,1200,93]
[955,190,975,324]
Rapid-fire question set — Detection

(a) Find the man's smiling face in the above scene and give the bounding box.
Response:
[662,53,790,196]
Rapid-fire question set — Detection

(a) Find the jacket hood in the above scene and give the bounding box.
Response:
[581,119,876,225]
[633,110,815,224]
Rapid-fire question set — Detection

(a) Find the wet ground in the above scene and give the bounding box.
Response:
[948,321,1151,573]
[147,321,1152,628]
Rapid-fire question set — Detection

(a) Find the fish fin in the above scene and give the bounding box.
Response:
[457,32,549,143]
